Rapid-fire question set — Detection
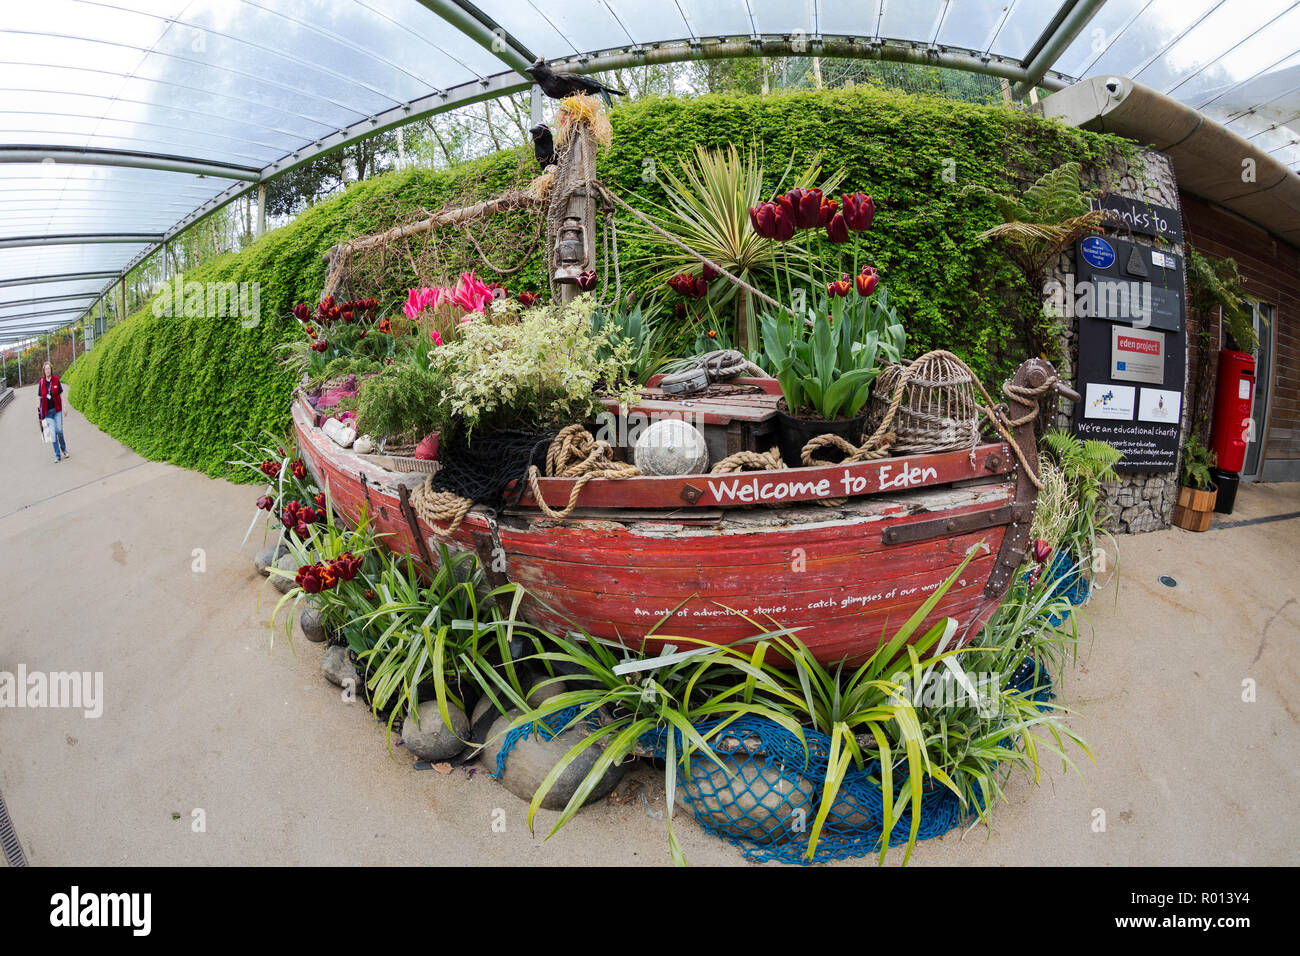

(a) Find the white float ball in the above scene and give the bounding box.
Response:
[634,419,709,476]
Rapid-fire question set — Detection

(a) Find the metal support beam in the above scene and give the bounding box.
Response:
[530,83,543,126]
[414,0,534,72]
[0,233,163,250]
[0,271,120,290]
[257,183,266,236]
[0,292,100,310]
[0,305,95,321]
[1010,0,1107,99]
[0,146,261,182]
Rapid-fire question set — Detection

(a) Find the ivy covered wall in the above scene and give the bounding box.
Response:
[66,85,1131,481]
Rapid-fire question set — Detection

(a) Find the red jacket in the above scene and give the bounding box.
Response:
[38,375,62,419]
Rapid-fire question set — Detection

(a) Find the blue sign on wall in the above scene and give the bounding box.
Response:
[1080,236,1116,270]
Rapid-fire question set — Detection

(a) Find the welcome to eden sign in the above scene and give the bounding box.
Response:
[703,460,940,505]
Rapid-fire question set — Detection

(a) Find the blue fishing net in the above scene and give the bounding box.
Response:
[493,704,596,779]
[633,665,1054,866]
[1038,552,1093,626]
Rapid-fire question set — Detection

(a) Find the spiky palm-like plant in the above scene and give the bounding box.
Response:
[624,144,845,351]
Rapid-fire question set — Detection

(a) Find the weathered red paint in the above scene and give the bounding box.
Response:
[296,392,1026,665]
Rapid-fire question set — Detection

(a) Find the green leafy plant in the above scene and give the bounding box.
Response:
[589,300,671,385]
[1180,433,1217,491]
[427,294,638,436]
[356,361,450,444]
[624,143,846,350]
[1041,429,1122,566]
[1187,247,1256,353]
[759,285,905,419]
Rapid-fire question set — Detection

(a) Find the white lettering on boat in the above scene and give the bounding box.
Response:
[876,462,939,490]
[705,476,832,503]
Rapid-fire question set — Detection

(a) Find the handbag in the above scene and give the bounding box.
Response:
[42,417,53,443]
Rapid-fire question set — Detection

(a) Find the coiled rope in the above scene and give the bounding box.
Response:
[525,424,640,519]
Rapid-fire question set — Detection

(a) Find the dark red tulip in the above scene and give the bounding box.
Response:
[291,304,311,322]
[296,521,311,539]
[827,276,852,298]
[333,552,362,582]
[668,273,708,299]
[376,317,391,334]
[259,460,281,479]
[256,494,274,511]
[1032,538,1053,563]
[749,203,777,239]
[826,211,849,243]
[311,340,328,352]
[314,492,326,510]
[518,290,538,307]
[299,506,318,525]
[317,562,337,590]
[706,329,717,340]
[791,188,823,229]
[296,566,323,594]
[364,589,375,600]
[841,193,875,231]
[773,196,797,240]
[575,271,597,291]
[701,262,719,282]
[673,302,688,319]
[291,459,307,480]
[818,198,838,227]
[855,267,879,297]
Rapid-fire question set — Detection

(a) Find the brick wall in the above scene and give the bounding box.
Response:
[1181,193,1300,482]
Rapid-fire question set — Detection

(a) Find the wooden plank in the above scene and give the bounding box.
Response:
[516,443,1013,510]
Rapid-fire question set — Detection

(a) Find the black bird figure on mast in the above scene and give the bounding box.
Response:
[524,57,626,107]
[529,124,555,169]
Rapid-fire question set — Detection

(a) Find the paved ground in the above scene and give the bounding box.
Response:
[1,384,1297,866]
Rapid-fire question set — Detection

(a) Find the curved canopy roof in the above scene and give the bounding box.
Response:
[2,0,1298,344]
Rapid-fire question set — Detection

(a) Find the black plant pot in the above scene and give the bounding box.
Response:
[773,407,867,468]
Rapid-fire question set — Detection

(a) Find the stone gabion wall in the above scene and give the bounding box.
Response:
[1042,149,1189,534]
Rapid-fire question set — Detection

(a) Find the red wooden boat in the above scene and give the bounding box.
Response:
[295,359,1064,664]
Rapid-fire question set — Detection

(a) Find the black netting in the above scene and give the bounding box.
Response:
[431,429,555,510]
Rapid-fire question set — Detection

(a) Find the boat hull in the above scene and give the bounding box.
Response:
[294,392,1038,665]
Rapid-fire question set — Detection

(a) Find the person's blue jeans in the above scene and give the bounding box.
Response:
[45,411,67,460]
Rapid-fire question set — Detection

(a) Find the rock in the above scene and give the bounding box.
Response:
[353,435,375,455]
[322,644,360,690]
[300,606,328,643]
[271,552,300,593]
[526,677,569,708]
[401,700,471,760]
[827,788,874,829]
[679,755,817,842]
[481,713,624,810]
[253,543,287,576]
[336,426,356,448]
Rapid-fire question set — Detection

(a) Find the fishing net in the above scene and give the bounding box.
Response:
[630,664,1055,865]
[429,429,555,511]
[493,704,601,778]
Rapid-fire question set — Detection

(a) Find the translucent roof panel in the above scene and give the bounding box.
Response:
[1,0,1297,341]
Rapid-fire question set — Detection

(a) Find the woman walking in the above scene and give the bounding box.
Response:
[37,362,69,463]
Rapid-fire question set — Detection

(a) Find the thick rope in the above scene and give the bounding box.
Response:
[710,447,784,474]
[526,424,640,519]
[410,484,475,536]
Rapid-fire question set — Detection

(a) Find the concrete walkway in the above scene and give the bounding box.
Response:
[1,385,1297,866]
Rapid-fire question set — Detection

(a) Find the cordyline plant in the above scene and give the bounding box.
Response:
[624,143,846,351]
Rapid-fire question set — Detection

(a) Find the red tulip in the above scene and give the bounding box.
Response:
[259,460,281,479]
[296,521,311,539]
[855,267,879,297]
[333,552,362,582]
[749,203,777,239]
[827,276,852,298]
[701,262,719,282]
[518,290,538,307]
[790,188,824,229]
[706,329,718,340]
[296,566,323,594]
[291,459,307,480]
[311,341,328,352]
[668,273,708,299]
[376,317,392,334]
[818,198,838,227]
[1032,538,1053,563]
[291,304,311,322]
[299,507,318,525]
[772,196,797,240]
[826,211,849,243]
[256,494,274,511]
[314,492,326,510]
[841,192,875,231]
[575,271,598,291]
[317,563,338,590]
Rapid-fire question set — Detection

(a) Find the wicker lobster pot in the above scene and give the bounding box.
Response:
[871,353,981,455]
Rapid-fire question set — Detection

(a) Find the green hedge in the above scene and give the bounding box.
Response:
[67,85,1129,481]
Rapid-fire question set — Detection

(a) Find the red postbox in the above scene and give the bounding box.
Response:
[1210,349,1255,474]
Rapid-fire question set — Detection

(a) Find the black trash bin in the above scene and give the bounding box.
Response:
[1211,467,1240,514]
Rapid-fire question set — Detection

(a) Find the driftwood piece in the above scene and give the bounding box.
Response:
[320,190,541,299]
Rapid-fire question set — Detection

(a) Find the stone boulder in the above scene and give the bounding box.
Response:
[401,700,471,761]
[480,712,624,811]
